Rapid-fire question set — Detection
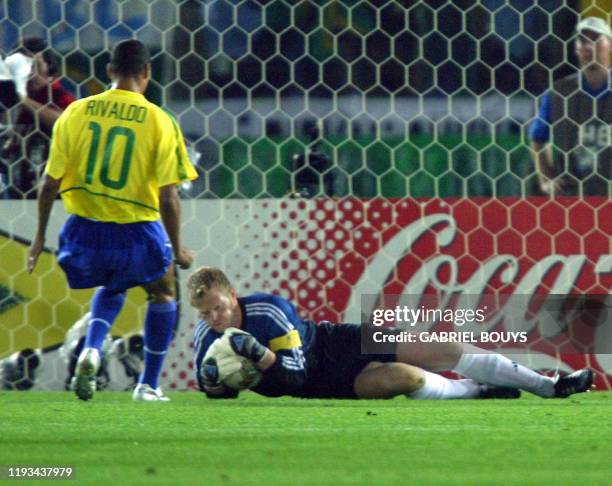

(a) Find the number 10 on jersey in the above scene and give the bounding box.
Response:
[86,121,135,190]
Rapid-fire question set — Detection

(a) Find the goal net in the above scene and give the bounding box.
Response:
[0,1,610,391]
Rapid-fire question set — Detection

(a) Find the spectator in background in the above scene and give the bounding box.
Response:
[289,120,335,198]
[1,37,75,198]
[530,17,611,196]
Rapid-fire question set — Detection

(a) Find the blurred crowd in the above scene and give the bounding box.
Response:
[0,2,609,199]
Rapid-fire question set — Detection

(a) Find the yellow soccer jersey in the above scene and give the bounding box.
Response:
[46,89,198,223]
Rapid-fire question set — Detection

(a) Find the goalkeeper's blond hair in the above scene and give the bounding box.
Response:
[187,266,234,302]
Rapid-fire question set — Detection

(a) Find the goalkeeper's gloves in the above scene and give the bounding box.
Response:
[228,329,267,363]
[201,356,221,389]
[200,359,235,399]
[201,352,244,389]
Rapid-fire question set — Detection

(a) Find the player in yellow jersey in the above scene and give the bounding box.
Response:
[27,40,198,402]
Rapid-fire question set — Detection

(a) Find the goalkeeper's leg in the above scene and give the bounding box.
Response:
[354,362,487,399]
[451,345,557,397]
[395,341,556,397]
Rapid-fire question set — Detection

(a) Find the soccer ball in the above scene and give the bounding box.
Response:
[203,328,262,391]
[221,354,262,391]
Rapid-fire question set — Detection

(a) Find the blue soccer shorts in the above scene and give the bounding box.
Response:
[57,215,172,291]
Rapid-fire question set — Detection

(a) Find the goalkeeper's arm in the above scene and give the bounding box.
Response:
[229,332,307,391]
[258,349,307,392]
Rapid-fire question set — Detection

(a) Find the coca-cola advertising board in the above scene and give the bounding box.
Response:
[0,199,610,391]
[260,197,611,390]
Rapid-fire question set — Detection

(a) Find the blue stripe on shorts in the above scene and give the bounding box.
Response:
[57,215,172,291]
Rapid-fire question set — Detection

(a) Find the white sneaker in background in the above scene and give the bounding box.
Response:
[132,383,170,402]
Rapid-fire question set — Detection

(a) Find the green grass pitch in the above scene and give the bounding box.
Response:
[1,391,610,485]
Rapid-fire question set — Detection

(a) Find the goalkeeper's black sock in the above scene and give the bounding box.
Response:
[140,300,177,389]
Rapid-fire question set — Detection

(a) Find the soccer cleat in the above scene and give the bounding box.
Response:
[132,383,170,402]
[71,347,100,401]
[479,385,521,399]
[553,368,594,398]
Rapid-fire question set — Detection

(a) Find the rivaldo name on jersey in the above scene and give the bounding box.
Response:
[85,99,147,123]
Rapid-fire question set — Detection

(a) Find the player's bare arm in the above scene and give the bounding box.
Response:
[256,349,276,371]
[530,140,567,195]
[19,96,63,129]
[159,184,194,269]
[28,173,61,273]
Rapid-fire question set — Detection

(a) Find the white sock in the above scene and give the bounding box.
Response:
[408,371,481,399]
[453,346,555,397]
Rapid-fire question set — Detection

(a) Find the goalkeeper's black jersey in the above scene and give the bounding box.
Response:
[193,293,317,397]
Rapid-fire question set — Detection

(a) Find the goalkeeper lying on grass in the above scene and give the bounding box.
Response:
[188,266,593,400]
